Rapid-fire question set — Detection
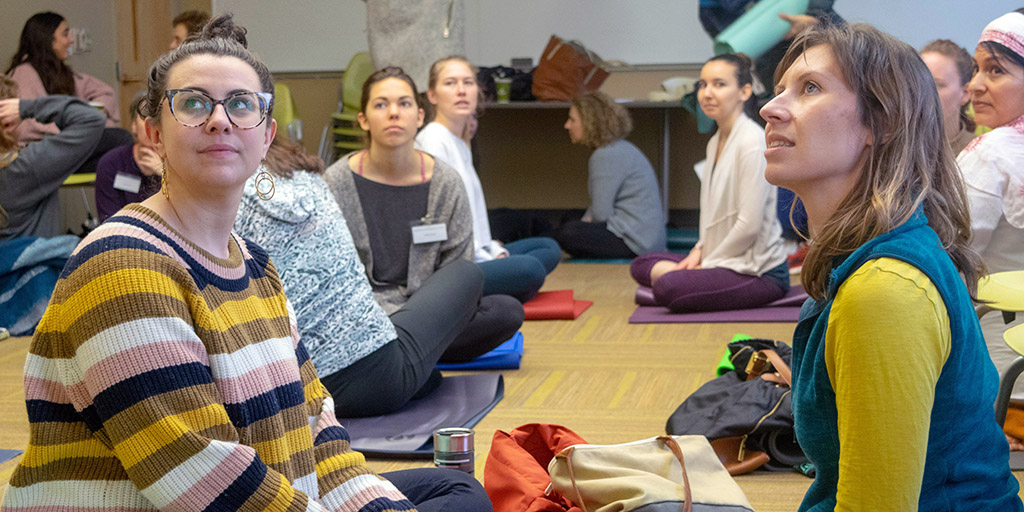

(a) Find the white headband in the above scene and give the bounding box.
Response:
[979,11,1024,61]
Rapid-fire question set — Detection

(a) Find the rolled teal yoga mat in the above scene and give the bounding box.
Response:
[714,0,810,58]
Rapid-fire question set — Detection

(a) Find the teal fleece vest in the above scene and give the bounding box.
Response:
[791,208,1022,512]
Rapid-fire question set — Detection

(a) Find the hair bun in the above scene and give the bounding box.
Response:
[200,13,248,48]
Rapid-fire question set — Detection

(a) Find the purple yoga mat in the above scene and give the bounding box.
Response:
[634,284,808,307]
[629,305,802,323]
[629,285,808,323]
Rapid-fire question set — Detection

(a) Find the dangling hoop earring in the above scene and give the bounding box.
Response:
[254,162,275,201]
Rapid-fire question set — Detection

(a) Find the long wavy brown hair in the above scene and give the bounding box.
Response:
[263,135,324,178]
[571,90,632,148]
[776,24,982,300]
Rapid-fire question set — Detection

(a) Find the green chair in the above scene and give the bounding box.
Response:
[978,270,1024,428]
[273,83,302,141]
[329,52,375,162]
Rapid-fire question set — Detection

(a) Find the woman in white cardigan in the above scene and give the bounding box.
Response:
[631,54,789,312]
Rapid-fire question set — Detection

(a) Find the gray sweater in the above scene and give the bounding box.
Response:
[323,152,473,314]
[0,96,104,240]
[587,139,667,254]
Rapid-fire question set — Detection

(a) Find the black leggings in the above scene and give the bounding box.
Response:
[321,259,520,417]
[555,220,636,259]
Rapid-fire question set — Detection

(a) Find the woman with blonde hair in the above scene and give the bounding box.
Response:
[555,90,665,259]
[761,22,1021,510]
[920,39,976,153]
[416,55,560,302]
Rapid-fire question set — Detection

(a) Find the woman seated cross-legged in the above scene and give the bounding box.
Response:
[630,53,789,312]
[323,67,523,376]
[235,134,495,418]
[1,14,491,511]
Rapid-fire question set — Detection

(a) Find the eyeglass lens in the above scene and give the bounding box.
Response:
[170,90,267,128]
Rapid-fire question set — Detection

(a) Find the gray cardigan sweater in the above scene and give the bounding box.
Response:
[323,152,473,314]
[587,139,667,254]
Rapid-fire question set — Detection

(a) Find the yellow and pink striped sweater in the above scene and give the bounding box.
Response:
[1,204,415,512]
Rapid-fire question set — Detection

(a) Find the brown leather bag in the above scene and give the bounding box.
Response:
[710,349,792,476]
[531,35,610,102]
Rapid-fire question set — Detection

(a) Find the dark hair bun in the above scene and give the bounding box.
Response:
[735,53,753,68]
[200,13,248,48]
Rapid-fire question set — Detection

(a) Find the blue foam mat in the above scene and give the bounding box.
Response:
[436,332,523,371]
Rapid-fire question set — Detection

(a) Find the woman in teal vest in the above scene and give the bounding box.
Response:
[759,23,1023,511]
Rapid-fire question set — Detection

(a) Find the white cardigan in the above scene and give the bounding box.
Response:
[415,122,507,262]
[697,114,787,276]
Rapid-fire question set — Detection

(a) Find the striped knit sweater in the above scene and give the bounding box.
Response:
[1,204,416,512]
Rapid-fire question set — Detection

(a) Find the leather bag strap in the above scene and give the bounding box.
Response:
[760,349,792,387]
[657,436,693,512]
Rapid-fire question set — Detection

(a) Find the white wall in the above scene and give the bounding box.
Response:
[213,0,1023,73]
[840,0,1019,53]
[4,1,1021,78]
[213,0,367,73]
[0,0,118,86]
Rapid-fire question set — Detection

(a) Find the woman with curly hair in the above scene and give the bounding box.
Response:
[630,53,789,312]
[555,91,665,259]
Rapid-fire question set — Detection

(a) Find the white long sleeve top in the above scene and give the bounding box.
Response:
[697,113,787,275]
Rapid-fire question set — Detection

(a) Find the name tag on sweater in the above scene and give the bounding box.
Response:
[113,172,142,193]
[411,223,447,244]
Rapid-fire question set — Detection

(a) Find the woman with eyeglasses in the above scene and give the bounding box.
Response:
[1,14,491,512]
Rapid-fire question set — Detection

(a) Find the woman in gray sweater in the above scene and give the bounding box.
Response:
[555,91,666,259]
[323,67,522,389]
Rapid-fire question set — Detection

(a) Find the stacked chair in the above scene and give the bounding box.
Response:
[324,52,375,164]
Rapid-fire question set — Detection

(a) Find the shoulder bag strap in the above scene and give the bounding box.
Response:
[657,436,693,512]
[564,447,589,512]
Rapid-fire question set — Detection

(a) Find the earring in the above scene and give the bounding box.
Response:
[254,163,275,201]
[160,161,169,200]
